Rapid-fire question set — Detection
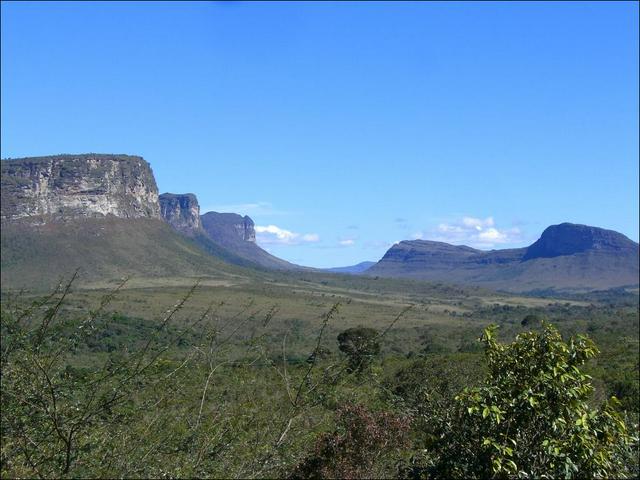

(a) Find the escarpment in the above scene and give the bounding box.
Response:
[159,193,202,236]
[1,154,160,222]
[1,152,308,278]
[200,212,256,245]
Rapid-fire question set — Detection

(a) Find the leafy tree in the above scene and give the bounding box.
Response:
[410,324,636,479]
[520,313,545,327]
[337,327,380,373]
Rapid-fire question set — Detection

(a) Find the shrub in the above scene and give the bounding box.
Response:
[409,324,637,479]
[337,327,380,374]
[290,403,409,479]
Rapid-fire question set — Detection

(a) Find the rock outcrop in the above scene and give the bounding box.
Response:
[1,152,305,274]
[199,211,302,270]
[1,154,160,222]
[200,212,256,244]
[159,193,202,236]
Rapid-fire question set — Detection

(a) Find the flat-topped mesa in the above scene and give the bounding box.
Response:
[200,212,256,245]
[1,154,161,222]
[159,193,202,236]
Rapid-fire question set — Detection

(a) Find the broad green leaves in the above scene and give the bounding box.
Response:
[424,324,637,479]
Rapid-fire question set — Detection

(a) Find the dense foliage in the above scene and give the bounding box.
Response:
[337,327,381,373]
[404,324,636,478]
[1,281,638,479]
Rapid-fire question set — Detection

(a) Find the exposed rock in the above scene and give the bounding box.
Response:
[0,153,307,279]
[1,154,160,222]
[201,212,256,244]
[199,211,303,270]
[159,193,202,236]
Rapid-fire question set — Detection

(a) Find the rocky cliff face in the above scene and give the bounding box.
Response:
[159,193,202,236]
[198,211,301,270]
[200,212,256,244]
[1,154,161,222]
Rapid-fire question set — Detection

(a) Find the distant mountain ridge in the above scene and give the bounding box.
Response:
[2,155,637,293]
[523,223,637,260]
[367,223,639,293]
[325,261,376,274]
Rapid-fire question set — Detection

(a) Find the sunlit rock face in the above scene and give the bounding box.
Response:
[1,154,161,222]
[159,193,202,236]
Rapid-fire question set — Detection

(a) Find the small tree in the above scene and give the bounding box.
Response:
[290,403,409,479]
[337,327,380,373]
[520,313,545,327]
[417,324,636,479]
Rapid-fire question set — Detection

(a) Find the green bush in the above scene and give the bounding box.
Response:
[337,327,381,373]
[406,324,637,479]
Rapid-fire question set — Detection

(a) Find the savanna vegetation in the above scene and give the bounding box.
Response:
[1,275,638,479]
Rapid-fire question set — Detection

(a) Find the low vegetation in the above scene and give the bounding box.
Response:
[1,277,638,478]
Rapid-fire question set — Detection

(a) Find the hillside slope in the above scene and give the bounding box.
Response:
[200,212,302,270]
[367,223,639,293]
[0,218,250,290]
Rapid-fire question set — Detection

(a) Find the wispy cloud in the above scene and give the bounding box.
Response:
[339,239,355,246]
[202,201,290,216]
[415,216,522,249]
[255,224,319,246]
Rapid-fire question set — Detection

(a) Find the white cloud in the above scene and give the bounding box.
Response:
[255,224,319,246]
[478,227,507,242]
[462,216,494,229]
[255,225,297,242]
[339,239,355,246]
[419,216,521,249]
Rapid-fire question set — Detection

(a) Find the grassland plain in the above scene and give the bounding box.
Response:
[1,269,638,478]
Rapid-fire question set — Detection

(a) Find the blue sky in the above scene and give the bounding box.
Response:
[2,1,638,268]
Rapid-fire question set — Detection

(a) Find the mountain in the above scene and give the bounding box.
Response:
[200,212,301,270]
[367,223,639,293]
[0,217,247,290]
[159,193,202,235]
[156,190,302,270]
[1,154,160,221]
[325,261,376,274]
[0,153,308,288]
[0,155,259,289]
